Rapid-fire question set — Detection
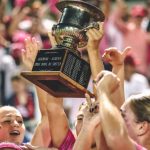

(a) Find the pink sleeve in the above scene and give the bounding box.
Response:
[136,143,147,150]
[58,129,75,150]
[49,129,75,150]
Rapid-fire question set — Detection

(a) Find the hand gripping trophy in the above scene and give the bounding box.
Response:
[21,0,105,98]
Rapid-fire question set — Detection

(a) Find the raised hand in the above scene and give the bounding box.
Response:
[102,47,131,66]
[21,37,40,71]
[86,22,104,51]
[82,93,100,128]
[94,71,120,95]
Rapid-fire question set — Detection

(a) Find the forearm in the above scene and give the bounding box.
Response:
[73,125,94,150]
[112,64,125,108]
[102,0,111,18]
[31,116,51,146]
[47,95,69,148]
[0,0,7,20]
[113,0,128,33]
[35,86,48,116]
[31,86,50,146]
[99,92,127,148]
[8,12,26,36]
[87,50,104,96]
[87,50,104,80]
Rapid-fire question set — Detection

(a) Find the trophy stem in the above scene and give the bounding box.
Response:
[59,36,80,56]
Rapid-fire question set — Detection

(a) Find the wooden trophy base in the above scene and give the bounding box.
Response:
[21,71,94,98]
[21,49,94,98]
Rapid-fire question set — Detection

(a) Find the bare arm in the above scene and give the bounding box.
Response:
[95,71,136,150]
[113,0,128,33]
[8,7,30,37]
[46,94,69,148]
[86,22,104,80]
[21,37,51,146]
[0,0,7,21]
[102,47,130,108]
[102,0,111,19]
[31,86,50,146]
[73,124,94,150]
[46,32,71,148]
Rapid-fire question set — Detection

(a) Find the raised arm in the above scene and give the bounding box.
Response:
[95,71,136,150]
[102,47,130,108]
[8,7,30,37]
[86,22,104,80]
[113,0,128,33]
[45,32,75,149]
[0,0,7,21]
[21,37,51,146]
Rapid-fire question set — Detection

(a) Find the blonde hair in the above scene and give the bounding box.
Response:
[128,94,150,123]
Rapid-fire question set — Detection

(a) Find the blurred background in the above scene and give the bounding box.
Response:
[0,0,150,142]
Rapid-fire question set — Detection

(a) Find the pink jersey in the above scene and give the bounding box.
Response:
[49,129,75,150]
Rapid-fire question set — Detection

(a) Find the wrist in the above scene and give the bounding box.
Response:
[82,123,95,133]
[87,49,99,55]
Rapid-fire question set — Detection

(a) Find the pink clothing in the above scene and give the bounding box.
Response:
[123,25,149,74]
[0,142,22,150]
[114,9,150,75]
[49,129,75,150]
[59,129,75,150]
[136,143,147,150]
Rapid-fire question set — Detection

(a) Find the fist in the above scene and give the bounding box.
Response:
[94,70,120,95]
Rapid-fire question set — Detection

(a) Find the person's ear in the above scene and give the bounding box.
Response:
[137,121,149,136]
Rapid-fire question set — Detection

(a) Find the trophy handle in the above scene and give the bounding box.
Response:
[79,22,99,32]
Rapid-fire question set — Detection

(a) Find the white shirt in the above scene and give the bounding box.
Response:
[124,73,150,99]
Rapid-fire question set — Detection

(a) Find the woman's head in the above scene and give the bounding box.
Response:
[0,106,25,145]
[121,94,150,142]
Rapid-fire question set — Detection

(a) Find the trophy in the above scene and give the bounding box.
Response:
[21,0,105,98]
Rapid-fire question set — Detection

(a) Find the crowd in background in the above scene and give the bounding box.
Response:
[0,0,150,143]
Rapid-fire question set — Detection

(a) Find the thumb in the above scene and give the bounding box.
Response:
[122,47,131,58]
[85,93,92,107]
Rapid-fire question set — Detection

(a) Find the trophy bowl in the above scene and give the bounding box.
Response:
[21,0,105,98]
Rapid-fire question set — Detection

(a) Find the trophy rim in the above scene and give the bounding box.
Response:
[56,0,105,22]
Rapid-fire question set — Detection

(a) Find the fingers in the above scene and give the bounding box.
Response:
[89,101,99,113]
[24,37,39,57]
[94,70,109,84]
[21,49,26,63]
[24,143,39,149]
[85,93,92,107]
[86,22,104,40]
[102,47,118,61]
[122,46,131,57]
[48,31,57,47]
[32,37,40,51]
